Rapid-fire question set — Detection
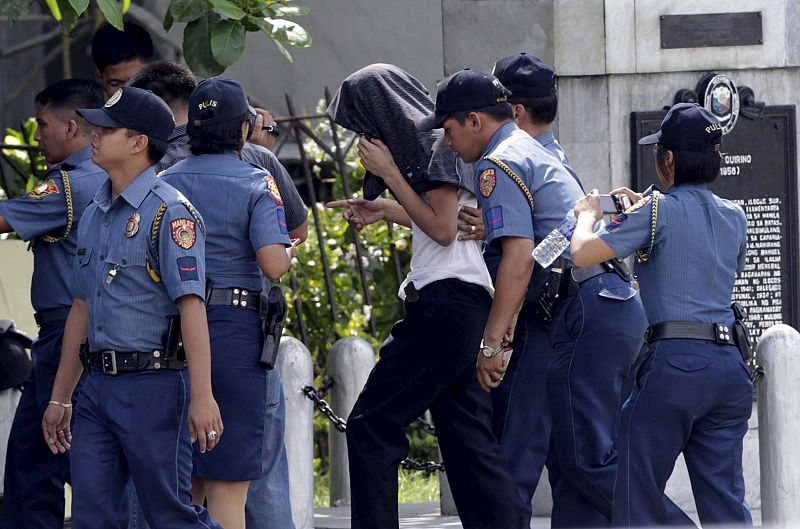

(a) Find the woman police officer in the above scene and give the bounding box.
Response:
[160,76,293,529]
[570,102,753,527]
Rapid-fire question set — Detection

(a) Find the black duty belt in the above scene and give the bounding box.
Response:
[34,307,72,326]
[83,349,186,375]
[565,258,631,296]
[645,322,736,346]
[207,287,260,311]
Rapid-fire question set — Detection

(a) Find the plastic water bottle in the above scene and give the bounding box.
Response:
[533,210,576,268]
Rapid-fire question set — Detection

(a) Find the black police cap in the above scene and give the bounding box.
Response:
[77,87,175,150]
[189,76,254,127]
[639,103,722,153]
[417,69,509,131]
[492,52,556,100]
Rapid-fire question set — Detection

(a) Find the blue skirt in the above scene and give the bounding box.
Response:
[193,305,266,481]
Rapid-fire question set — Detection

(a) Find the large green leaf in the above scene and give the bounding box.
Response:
[66,0,88,15]
[169,0,209,23]
[210,0,245,20]
[183,12,226,77]
[210,18,245,67]
[0,0,35,21]
[270,4,310,17]
[96,0,123,30]
[261,17,311,48]
[55,0,79,31]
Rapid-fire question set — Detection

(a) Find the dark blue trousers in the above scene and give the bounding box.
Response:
[612,339,753,527]
[71,368,221,529]
[546,272,647,528]
[346,279,527,529]
[2,320,72,529]
[492,303,554,521]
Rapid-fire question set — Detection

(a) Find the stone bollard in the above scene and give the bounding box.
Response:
[280,337,315,529]
[327,337,376,507]
[757,323,800,528]
[439,447,457,515]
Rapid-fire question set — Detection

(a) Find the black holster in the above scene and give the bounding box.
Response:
[731,302,753,363]
[536,257,566,321]
[259,285,286,370]
[164,315,186,361]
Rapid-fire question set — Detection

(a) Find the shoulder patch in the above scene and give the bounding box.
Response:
[606,213,627,231]
[263,174,283,206]
[624,195,652,214]
[28,179,59,200]
[485,206,504,233]
[171,218,197,249]
[478,168,496,198]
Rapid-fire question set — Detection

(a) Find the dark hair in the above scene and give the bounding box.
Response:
[450,102,514,125]
[127,60,196,107]
[91,22,154,72]
[514,94,558,124]
[187,116,246,155]
[126,129,167,164]
[35,79,105,112]
[655,144,721,185]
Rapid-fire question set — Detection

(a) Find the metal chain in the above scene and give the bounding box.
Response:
[303,385,444,473]
[303,385,347,433]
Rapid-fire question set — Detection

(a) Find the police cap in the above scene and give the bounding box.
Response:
[417,69,508,131]
[77,86,175,151]
[188,76,255,127]
[639,103,722,153]
[492,52,556,100]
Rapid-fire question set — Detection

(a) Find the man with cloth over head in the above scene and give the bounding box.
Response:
[0,79,106,529]
[41,86,223,529]
[420,68,647,527]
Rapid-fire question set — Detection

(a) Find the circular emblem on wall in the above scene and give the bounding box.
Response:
[105,89,123,108]
[702,75,740,135]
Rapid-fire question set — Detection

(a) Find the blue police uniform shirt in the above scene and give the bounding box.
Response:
[534,129,584,191]
[160,152,290,293]
[0,147,106,312]
[477,122,584,299]
[597,184,747,326]
[74,167,206,352]
[157,124,309,233]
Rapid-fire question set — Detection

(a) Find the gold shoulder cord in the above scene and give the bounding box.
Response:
[483,156,535,211]
[635,191,660,263]
[146,202,169,283]
[41,170,74,244]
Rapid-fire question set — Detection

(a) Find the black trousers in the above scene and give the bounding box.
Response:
[346,279,527,529]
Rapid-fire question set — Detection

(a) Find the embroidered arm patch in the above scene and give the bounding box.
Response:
[177,256,199,281]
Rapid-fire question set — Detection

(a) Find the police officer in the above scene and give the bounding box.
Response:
[492,53,649,528]
[41,86,223,529]
[420,69,647,527]
[91,21,153,99]
[128,61,305,529]
[571,103,752,527]
[0,79,105,529]
[161,76,292,529]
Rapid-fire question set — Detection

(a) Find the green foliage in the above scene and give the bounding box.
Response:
[0,0,311,73]
[314,465,440,508]
[1,118,47,200]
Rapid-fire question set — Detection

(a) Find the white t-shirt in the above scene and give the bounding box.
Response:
[398,188,494,299]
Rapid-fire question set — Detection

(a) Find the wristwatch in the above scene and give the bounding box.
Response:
[480,339,503,358]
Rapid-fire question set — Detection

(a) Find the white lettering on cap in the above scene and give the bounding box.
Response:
[105,89,123,108]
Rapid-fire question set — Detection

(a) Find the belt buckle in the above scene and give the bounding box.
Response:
[713,323,732,344]
[232,288,250,308]
[102,350,118,375]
